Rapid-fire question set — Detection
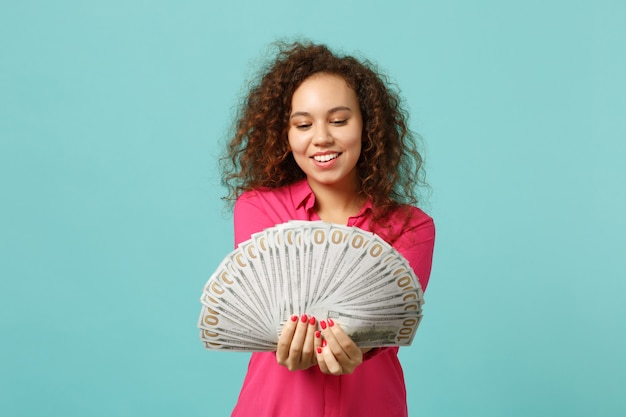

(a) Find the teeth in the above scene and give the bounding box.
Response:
[313,153,339,162]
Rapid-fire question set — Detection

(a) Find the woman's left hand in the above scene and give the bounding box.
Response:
[315,319,370,375]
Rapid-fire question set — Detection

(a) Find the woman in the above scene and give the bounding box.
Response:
[221,41,435,417]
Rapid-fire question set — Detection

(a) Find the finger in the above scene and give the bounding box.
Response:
[315,340,330,374]
[320,319,344,357]
[314,329,323,351]
[300,316,318,364]
[324,318,361,360]
[286,314,311,366]
[276,314,298,364]
[313,327,323,367]
[319,339,342,375]
[321,319,362,374]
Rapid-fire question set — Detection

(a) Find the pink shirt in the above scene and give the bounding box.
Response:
[231,179,435,417]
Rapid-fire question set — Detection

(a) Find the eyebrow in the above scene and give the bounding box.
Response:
[290,106,353,119]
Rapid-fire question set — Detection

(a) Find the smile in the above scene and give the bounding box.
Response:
[313,153,340,162]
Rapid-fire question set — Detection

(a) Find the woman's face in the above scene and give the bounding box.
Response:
[288,73,363,191]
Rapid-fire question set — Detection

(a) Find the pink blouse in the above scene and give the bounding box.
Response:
[231,179,435,417]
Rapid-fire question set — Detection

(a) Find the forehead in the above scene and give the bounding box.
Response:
[291,73,358,109]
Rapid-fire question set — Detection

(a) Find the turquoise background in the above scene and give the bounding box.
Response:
[1,1,625,416]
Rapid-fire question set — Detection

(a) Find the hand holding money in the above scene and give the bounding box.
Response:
[276,314,318,371]
[198,221,425,351]
[316,318,364,375]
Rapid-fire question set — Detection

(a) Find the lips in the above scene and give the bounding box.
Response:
[312,152,340,162]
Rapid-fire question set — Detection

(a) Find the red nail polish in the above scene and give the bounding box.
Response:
[309,316,316,325]
[317,347,322,354]
[322,339,327,347]
[328,318,335,327]
[315,331,321,338]
[301,314,308,323]
[291,315,298,322]
[320,320,327,330]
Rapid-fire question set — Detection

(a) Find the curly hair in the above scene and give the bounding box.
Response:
[221,40,426,232]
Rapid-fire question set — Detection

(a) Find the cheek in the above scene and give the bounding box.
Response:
[287,132,307,154]
[345,130,363,153]
[341,123,363,144]
[287,131,295,151]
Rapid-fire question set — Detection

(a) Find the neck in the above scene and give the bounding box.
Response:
[308,179,365,225]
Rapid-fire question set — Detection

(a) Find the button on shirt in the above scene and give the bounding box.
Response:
[231,179,435,417]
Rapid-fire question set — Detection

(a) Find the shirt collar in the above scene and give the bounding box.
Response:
[291,179,316,212]
[354,199,373,219]
[291,179,373,220]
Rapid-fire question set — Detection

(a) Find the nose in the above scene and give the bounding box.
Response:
[312,124,333,146]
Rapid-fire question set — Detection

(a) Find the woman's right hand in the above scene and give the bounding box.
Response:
[276,314,318,371]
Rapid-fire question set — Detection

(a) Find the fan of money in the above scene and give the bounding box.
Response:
[198,221,424,351]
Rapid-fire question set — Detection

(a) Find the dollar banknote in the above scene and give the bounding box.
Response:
[198,221,425,351]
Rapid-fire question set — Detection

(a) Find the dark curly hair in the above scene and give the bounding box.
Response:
[221,40,427,232]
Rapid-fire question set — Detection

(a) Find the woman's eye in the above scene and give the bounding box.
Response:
[330,119,347,126]
[296,123,311,130]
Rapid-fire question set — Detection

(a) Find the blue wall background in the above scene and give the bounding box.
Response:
[1,1,624,416]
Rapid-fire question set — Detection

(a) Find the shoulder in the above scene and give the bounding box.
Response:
[396,205,433,226]
[234,180,312,239]
[233,187,289,246]
[384,205,435,241]
[367,204,434,250]
[235,180,311,209]
[234,187,280,220]
[236,183,296,209]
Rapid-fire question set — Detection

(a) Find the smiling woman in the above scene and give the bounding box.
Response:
[219,40,435,417]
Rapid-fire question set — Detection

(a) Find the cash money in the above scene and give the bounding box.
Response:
[198,221,425,351]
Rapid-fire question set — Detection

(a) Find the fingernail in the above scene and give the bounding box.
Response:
[320,320,327,330]
[317,347,322,354]
[309,316,316,325]
[291,315,298,322]
[301,314,308,323]
[315,331,321,338]
[328,318,335,327]
[322,339,327,347]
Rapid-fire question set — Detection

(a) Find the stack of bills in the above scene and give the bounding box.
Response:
[198,221,424,351]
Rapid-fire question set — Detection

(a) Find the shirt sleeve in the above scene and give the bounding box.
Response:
[392,213,435,292]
